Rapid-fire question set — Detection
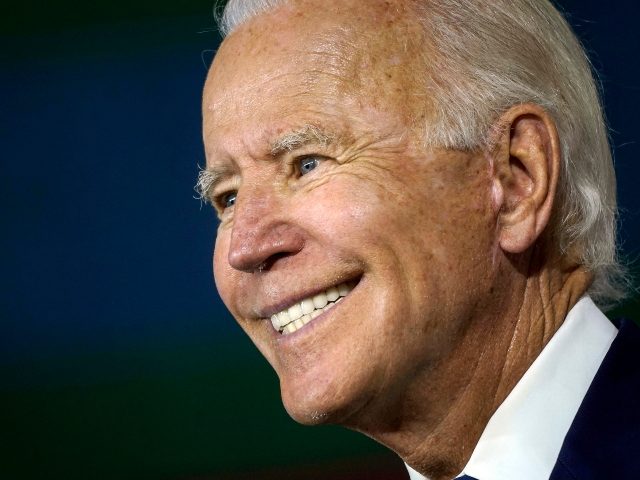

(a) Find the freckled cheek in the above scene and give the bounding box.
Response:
[428,204,496,276]
[393,178,493,252]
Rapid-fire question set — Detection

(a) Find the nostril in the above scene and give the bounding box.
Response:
[255,261,267,273]
[253,252,295,274]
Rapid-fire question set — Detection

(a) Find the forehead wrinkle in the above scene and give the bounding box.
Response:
[207,23,360,108]
[302,31,358,69]
[206,7,423,122]
[205,69,347,128]
[205,71,293,116]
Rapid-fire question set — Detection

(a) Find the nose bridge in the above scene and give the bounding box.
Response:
[227,182,294,272]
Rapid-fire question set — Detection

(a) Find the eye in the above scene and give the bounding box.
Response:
[217,191,237,211]
[297,156,321,175]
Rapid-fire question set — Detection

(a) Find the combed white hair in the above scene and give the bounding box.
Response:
[216,0,286,36]
[215,0,628,308]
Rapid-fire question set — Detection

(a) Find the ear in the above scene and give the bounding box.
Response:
[492,104,561,254]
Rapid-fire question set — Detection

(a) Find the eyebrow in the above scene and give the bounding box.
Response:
[269,124,334,157]
[194,164,234,205]
[196,124,336,204]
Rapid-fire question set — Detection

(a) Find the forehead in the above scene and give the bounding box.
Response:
[203,0,428,157]
[206,0,428,111]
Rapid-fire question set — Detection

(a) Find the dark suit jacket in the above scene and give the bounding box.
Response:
[549,318,640,479]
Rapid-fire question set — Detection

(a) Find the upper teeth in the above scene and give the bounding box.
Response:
[270,282,353,335]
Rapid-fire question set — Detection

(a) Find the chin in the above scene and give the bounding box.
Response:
[282,395,355,426]
[284,402,334,426]
[278,370,376,427]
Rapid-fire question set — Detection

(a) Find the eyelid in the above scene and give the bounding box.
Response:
[214,190,235,206]
[211,177,241,212]
[291,153,328,175]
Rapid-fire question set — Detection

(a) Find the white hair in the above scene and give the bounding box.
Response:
[214,0,628,308]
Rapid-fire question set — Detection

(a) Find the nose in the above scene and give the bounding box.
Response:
[227,186,304,273]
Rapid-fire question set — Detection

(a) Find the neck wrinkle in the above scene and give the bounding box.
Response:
[493,249,591,408]
[401,248,591,480]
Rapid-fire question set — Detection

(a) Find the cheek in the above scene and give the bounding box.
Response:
[300,175,395,239]
[212,232,234,305]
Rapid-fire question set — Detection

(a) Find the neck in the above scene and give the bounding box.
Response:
[351,246,592,480]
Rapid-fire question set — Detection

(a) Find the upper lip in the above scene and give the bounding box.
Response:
[254,275,361,318]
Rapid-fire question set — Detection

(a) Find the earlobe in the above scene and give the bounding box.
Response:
[493,104,560,254]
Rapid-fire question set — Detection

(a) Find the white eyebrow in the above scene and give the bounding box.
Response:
[270,124,334,157]
[194,164,234,205]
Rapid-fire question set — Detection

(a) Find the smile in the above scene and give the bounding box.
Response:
[270,281,355,335]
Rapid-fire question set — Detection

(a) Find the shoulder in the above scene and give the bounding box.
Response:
[551,319,640,479]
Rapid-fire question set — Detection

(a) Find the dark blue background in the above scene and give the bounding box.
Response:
[1,18,224,369]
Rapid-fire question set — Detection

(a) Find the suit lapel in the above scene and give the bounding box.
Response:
[550,318,640,479]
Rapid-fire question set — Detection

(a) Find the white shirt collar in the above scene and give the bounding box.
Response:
[406,296,618,480]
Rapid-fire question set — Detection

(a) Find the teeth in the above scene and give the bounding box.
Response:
[326,287,339,302]
[301,298,315,315]
[278,310,290,326]
[269,281,355,334]
[312,292,328,309]
[287,303,302,321]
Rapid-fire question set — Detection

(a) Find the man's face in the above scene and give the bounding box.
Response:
[203,1,500,426]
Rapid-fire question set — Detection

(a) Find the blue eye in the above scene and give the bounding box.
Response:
[298,156,320,175]
[220,191,237,209]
